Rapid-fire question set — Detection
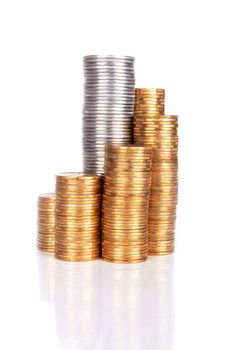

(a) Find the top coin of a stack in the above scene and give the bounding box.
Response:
[84,55,135,63]
[135,88,165,95]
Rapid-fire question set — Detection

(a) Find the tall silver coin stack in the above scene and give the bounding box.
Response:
[82,55,135,174]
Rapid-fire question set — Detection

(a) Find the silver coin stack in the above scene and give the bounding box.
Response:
[82,55,135,174]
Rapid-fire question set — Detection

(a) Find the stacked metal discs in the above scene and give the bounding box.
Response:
[102,145,152,263]
[55,173,102,262]
[134,88,178,255]
[83,55,135,174]
[37,193,56,253]
[134,88,165,116]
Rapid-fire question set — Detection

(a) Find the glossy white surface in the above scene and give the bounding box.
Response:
[36,253,174,350]
[2,240,233,350]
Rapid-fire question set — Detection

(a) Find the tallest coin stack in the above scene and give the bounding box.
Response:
[83,55,135,174]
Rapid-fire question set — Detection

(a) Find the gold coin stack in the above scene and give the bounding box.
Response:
[102,145,152,263]
[55,172,102,262]
[37,193,56,253]
[134,88,178,255]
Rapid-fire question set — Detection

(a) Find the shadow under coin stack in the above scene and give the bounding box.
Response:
[102,145,152,263]
[37,193,56,253]
[83,55,135,174]
[134,89,178,255]
[55,173,102,262]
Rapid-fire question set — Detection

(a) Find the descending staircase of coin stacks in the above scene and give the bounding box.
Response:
[37,55,179,263]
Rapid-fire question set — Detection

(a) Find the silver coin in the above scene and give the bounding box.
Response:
[83,108,133,114]
[83,136,132,142]
[84,72,135,78]
[83,122,132,128]
[83,140,132,147]
[84,98,134,104]
[83,115,133,120]
[84,74,135,78]
[84,121,133,124]
[84,135,132,140]
[84,69,135,75]
[83,106,134,111]
[83,121,133,126]
[83,112,133,116]
[84,62,134,67]
[84,62,134,68]
[84,79,135,84]
[84,86,134,92]
[84,99,134,106]
[83,130,132,134]
[84,79,135,85]
[83,126,132,131]
[84,93,134,98]
[82,122,133,127]
[84,78,135,83]
[84,68,135,73]
[83,61,134,67]
[84,86,135,92]
[84,101,134,106]
[83,129,132,134]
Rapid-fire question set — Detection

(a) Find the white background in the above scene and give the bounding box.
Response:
[0,0,233,349]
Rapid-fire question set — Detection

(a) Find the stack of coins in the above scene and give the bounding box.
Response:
[134,88,165,118]
[102,145,152,263]
[55,172,102,262]
[37,193,56,253]
[83,55,135,174]
[134,88,178,255]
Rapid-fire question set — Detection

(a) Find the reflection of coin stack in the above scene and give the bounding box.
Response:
[145,256,174,350]
[102,262,146,349]
[37,251,55,304]
[55,173,102,262]
[102,145,152,263]
[134,88,178,255]
[54,260,101,349]
[83,55,135,174]
[37,193,56,253]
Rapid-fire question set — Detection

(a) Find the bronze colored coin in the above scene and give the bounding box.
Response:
[103,250,148,257]
[103,225,148,232]
[102,204,148,211]
[105,144,152,153]
[103,249,148,256]
[104,174,150,182]
[135,88,165,94]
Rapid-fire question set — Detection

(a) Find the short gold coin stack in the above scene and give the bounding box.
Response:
[134,88,178,255]
[102,145,152,263]
[55,173,102,262]
[37,193,56,253]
